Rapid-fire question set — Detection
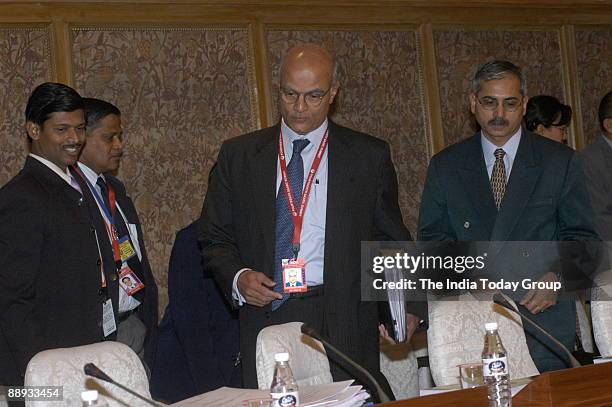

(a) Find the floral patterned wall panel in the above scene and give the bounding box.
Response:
[72,27,258,310]
[433,29,565,147]
[0,27,53,187]
[575,27,612,146]
[266,29,430,233]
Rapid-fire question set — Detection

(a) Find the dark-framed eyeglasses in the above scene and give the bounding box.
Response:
[476,96,523,112]
[279,87,331,107]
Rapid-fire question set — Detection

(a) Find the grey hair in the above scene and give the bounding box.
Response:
[471,60,526,95]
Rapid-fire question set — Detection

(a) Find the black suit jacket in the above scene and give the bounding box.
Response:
[151,221,240,403]
[106,174,159,367]
[417,129,599,319]
[581,135,612,242]
[0,157,117,385]
[199,120,416,383]
[418,130,597,244]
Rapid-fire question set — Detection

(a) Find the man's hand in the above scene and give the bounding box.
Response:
[519,272,559,314]
[237,270,282,307]
[379,312,420,345]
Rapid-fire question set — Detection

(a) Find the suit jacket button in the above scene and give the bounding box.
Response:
[96,258,102,266]
[78,197,83,206]
[90,226,96,233]
[111,274,118,281]
[464,221,470,229]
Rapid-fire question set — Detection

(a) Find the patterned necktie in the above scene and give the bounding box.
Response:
[272,138,310,311]
[490,148,507,210]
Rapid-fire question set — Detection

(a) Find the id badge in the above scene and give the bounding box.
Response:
[102,298,117,337]
[282,258,307,293]
[118,265,145,296]
[118,236,136,263]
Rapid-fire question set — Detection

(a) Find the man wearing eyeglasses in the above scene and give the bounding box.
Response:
[199,43,421,398]
[418,60,598,372]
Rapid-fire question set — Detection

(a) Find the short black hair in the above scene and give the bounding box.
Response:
[598,91,612,133]
[525,95,572,132]
[25,82,84,126]
[82,98,121,131]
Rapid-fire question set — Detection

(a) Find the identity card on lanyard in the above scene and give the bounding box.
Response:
[278,127,328,294]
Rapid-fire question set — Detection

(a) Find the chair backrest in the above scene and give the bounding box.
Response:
[592,284,612,356]
[25,341,151,407]
[380,340,419,399]
[427,298,539,386]
[255,322,332,390]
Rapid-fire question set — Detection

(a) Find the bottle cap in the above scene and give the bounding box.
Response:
[274,352,289,362]
[81,390,99,402]
[485,322,498,331]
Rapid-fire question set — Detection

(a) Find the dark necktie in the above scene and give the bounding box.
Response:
[490,148,507,210]
[272,139,310,311]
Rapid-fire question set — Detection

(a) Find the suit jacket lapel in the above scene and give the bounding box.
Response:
[598,135,612,172]
[490,131,542,242]
[250,125,279,268]
[323,121,354,291]
[457,134,497,236]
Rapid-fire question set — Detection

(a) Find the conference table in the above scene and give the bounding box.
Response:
[382,361,612,407]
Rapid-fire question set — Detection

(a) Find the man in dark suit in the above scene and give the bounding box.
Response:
[199,43,422,398]
[417,60,599,372]
[582,91,612,243]
[0,83,119,387]
[74,98,158,370]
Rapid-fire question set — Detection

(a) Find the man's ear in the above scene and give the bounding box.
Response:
[26,121,40,140]
[469,93,477,114]
[328,86,339,105]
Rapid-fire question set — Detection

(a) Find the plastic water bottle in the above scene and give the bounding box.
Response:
[81,390,108,406]
[482,322,512,407]
[270,352,299,407]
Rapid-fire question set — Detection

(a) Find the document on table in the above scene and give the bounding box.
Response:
[171,380,369,407]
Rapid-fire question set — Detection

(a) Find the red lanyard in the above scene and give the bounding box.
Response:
[278,127,328,256]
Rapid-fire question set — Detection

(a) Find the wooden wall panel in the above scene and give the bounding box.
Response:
[0,1,610,315]
[433,28,565,146]
[71,26,259,306]
[266,29,429,232]
[574,26,612,145]
[0,26,54,186]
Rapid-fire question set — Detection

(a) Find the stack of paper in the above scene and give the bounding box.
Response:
[171,380,369,407]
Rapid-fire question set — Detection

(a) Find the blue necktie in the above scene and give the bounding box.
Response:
[272,138,310,311]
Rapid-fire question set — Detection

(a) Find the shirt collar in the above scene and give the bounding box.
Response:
[280,118,328,153]
[77,161,104,186]
[481,127,522,166]
[29,153,72,185]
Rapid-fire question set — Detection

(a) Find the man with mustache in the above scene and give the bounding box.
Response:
[418,60,598,372]
[0,83,119,389]
[74,98,158,371]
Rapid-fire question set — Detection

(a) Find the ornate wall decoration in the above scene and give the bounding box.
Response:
[0,26,53,187]
[72,26,258,309]
[575,27,612,146]
[266,29,430,233]
[433,28,565,146]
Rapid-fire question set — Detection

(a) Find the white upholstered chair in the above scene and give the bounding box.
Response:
[24,341,150,407]
[427,296,539,386]
[255,322,332,390]
[380,340,419,399]
[592,283,612,356]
